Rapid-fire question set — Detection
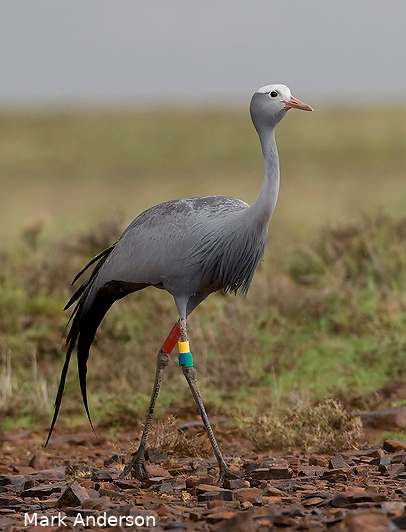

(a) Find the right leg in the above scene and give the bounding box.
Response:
[120,322,181,479]
[178,317,240,484]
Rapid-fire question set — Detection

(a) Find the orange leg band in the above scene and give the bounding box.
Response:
[161,323,181,354]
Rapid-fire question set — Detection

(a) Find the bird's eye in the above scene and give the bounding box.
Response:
[270,91,278,98]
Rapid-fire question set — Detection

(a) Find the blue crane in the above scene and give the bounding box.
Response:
[46,84,313,483]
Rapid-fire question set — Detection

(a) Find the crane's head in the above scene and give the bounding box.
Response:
[250,84,313,135]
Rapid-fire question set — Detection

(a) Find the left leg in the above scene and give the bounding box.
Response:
[121,322,181,479]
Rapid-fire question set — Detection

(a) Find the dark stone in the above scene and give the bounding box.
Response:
[222,478,247,490]
[250,467,292,480]
[197,490,234,502]
[58,481,89,507]
[329,455,348,470]
[20,482,66,499]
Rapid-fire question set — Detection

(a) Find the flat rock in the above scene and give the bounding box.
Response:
[263,485,287,497]
[222,478,248,489]
[0,475,25,490]
[391,451,406,464]
[12,466,36,475]
[145,465,172,478]
[20,481,67,499]
[206,510,235,523]
[371,455,391,466]
[141,476,169,488]
[388,463,406,477]
[113,479,141,490]
[383,439,406,453]
[31,467,66,479]
[244,462,263,474]
[331,490,387,508]
[329,454,349,470]
[298,464,328,476]
[0,494,24,507]
[195,483,230,494]
[342,509,397,531]
[197,489,234,502]
[158,482,173,493]
[144,449,168,463]
[233,487,262,504]
[249,466,292,480]
[309,456,329,467]
[302,496,328,507]
[322,469,348,482]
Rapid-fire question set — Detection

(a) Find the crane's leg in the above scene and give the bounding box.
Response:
[120,322,181,480]
[179,318,240,485]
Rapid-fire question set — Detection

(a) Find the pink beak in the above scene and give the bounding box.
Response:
[284,95,314,112]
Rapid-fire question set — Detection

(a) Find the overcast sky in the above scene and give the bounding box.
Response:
[0,1,405,106]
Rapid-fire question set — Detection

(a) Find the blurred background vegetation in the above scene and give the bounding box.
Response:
[1,105,406,443]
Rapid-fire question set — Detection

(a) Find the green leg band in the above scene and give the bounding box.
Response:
[178,352,193,367]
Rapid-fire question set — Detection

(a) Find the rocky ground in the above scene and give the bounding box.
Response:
[1,422,406,531]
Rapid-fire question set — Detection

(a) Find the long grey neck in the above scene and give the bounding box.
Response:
[247,127,280,228]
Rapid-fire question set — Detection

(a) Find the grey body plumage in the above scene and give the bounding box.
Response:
[46,84,313,481]
[98,194,255,299]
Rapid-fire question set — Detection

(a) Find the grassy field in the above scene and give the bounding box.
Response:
[1,105,406,245]
[1,105,406,443]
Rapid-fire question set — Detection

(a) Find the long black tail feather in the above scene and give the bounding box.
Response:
[45,245,115,446]
[64,244,115,311]
[45,343,74,446]
[71,244,115,285]
[75,293,116,433]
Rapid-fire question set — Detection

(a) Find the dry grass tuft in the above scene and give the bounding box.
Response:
[244,399,362,454]
[290,213,406,291]
[147,418,211,458]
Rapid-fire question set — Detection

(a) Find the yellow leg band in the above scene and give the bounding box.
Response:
[178,341,190,353]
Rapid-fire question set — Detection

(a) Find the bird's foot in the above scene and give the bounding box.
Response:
[218,464,242,486]
[130,460,150,481]
[120,448,150,481]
